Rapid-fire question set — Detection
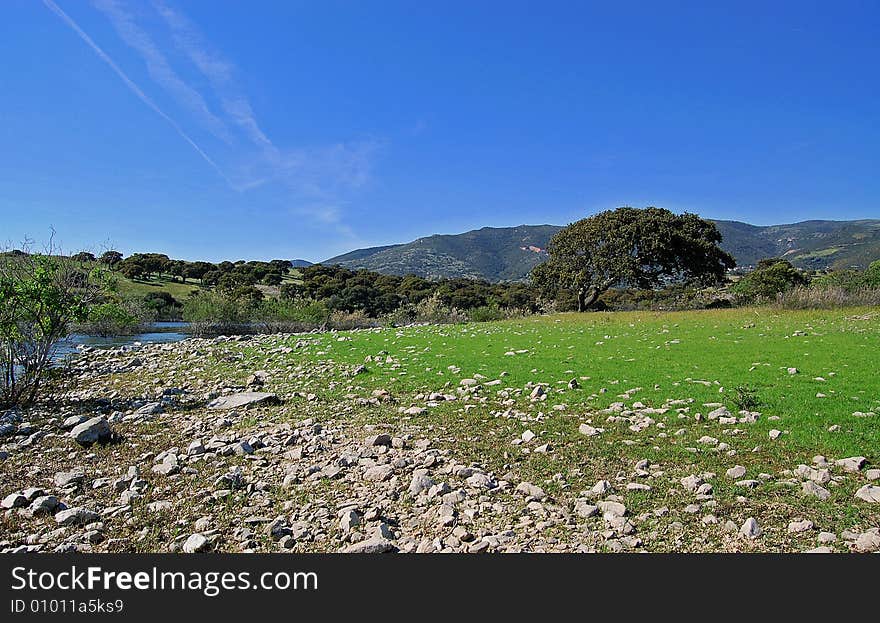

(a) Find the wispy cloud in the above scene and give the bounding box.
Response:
[44,0,382,232]
[42,0,228,181]
[150,0,380,207]
[92,0,233,143]
[152,0,272,151]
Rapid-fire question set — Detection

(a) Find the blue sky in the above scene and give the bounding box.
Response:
[1,1,878,262]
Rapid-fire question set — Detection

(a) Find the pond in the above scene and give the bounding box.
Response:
[53,322,191,362]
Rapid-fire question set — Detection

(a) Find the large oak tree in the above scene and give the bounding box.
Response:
[532,207,736,310]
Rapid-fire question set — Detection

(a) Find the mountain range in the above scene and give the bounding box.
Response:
[324,219,880,282]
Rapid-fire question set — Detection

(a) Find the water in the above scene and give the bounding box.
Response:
[53,321,191,362]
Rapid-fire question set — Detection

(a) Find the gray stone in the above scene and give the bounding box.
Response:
[54,469,85,488]
[465,473,494,489]
[338,510,361,532]
[788,519,814,533]
[574,500,598,519]
[835,456,866,472]
[597,501,627,518]
[231,441,254,456]
[70,417,111,446]
[681,475,703,492]
[183,533,210,553]
[341,537,396,554]
[408,471,434,496]
[853,530,880,553]
[740,517,762,539]
[61,415,88,430]
[136,402,164,416]
[29,495,60,515]
[591,480,612,495]
[1,493,28,509]
[854,485,880,503]
[22,487,45,501]
[54,507,99,526]
[206,392,280,410]
[802,480,831,501]
[515,482,546,500]
[147,501,172,513]
[578,423,601,436]
[363,465,394,482]
[152,457,179,476]
[708,407,731,420]
[726,465,747,479]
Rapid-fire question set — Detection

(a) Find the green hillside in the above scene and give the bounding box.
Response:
[325,219,880,282]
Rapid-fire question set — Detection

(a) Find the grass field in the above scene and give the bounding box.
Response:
[111,274,201,300]
[22,305,878,552]
[217,306,879,548]
[109,269,302,301]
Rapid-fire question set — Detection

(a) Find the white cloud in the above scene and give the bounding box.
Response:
[45,0,382,233]
[42,0,229,182]
[92,0,232,143]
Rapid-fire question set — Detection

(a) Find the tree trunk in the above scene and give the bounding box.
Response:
[577,287,601,312]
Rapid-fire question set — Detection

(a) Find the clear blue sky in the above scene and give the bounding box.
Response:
[1,1,878,262]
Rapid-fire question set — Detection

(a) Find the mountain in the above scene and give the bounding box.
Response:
[290,259,314,268]
[325,225,561,281]
[713,219,880,271]
[323,219,880,282]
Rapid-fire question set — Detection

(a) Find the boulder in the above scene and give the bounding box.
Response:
[70,417,112,446]
[206,392,280,410]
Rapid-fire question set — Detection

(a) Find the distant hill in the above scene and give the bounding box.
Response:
[325,225,561,281]
[324,219,880,282]
[713,219,880,271]
[290,259,314,268]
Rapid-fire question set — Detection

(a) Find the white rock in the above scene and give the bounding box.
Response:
[788,519,814,533]
[341,538,396,554]
[1,493,28,509]
[183,533,210,553]
[70,417,112,446]
[802,481,831,501]
[54,507,99,526]
[740,517,762,539]
[854,485,880,504]
[578,423,602,436]
[836,456,866,472]
[726,465,747,479]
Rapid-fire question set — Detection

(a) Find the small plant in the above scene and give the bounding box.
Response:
[732,384,762,411]
[1,243,111,405]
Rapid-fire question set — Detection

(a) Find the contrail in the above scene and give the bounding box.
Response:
[42,0,230,183]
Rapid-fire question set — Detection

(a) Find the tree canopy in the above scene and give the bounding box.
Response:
[532,207,736,310]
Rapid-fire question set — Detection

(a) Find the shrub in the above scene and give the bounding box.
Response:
[732,259,809,302]
[1,249,109,406]
[732,385,762,411]
[74,298,152,336]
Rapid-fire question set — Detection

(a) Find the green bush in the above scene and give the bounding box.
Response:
[732,259,809,301]
[1,251,109,405]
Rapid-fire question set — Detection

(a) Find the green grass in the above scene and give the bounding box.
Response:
[235,306,880,547]
[112,274,201,300]
[110,268,301,301]
[54,305,880,551]
[273,307,880,456]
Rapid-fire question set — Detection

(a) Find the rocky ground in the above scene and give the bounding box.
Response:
[1,329,878,553]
